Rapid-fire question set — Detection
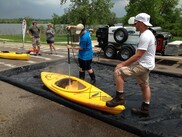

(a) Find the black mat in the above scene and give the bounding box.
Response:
[0,59,181,137]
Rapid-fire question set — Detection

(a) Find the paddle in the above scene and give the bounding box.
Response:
[67,30,71,85]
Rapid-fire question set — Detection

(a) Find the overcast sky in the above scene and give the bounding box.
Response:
[0,0,128,19]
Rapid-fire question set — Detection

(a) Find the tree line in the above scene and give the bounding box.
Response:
[0,0,182,36]
[58,0,182,36]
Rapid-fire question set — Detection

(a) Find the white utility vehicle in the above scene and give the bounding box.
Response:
[96,24,172,60]
[96,25,139,60]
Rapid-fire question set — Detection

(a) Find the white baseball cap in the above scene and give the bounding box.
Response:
[135,13,152,27]
[75,23,84,34]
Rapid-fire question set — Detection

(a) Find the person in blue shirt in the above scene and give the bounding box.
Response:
[67,23,96,84]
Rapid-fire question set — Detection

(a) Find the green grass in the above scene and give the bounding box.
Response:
[1,34,181,45]
[172,37,182,41]
[0,34,97,45]
[0,34,68,44]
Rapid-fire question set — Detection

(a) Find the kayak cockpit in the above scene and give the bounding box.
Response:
[55,78,88,92]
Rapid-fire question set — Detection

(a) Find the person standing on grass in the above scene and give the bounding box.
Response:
[45,23,56,54]
[27,21,41,56]
[106,13,156,117]
[67,23,96,84]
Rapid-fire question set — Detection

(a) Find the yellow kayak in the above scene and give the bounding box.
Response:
[41,72,125,115]
[0,51,30,60]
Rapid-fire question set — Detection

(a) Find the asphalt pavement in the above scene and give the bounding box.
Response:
[0,41,139,137]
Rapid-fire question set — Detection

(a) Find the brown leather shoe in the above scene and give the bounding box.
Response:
[131,102,150,117]
[106,92,125,107]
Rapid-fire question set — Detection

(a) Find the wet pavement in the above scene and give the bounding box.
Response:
[0,41,182,137]
[1,81,138,137]
[0,42,138,137]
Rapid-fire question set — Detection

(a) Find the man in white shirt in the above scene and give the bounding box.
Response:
[106,13,156,117]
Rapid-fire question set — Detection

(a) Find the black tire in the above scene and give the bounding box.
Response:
[129,45,136,55]
[117,46,134,61]
[104,45,117,59]
[114,28,128,44]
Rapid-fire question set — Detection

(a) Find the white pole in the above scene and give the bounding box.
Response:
[22,19,27,50]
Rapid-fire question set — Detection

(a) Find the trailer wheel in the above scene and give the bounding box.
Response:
[117,46,134,61]
[129,45,136,55]
[114,28,128,44]
[104,45,117,59]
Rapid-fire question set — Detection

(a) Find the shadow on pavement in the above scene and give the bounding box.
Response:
[156,59,178,66]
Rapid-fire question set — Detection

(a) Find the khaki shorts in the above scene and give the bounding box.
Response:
[32,38,41,47]
[117,62,150,85]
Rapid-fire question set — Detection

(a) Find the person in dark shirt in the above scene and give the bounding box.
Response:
[27,21,41,55]
[45,23,56,54]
